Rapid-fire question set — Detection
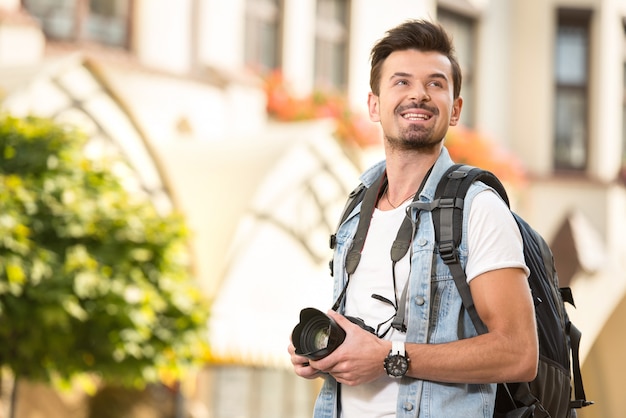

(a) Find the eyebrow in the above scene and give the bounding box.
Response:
[389,72,449,82]
[389,72,412,81]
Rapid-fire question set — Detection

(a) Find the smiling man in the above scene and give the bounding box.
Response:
[288,20,538,418]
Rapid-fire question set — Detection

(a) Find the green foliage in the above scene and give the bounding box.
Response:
[0,115,209,387]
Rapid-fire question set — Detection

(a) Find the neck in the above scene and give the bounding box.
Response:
[383,148,440,202]
[383,185,416,209]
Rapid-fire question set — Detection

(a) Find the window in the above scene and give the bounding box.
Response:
[314,0,349,91]
[22,0,131,48]
[244,0,283,73]
[554,10,591,171]
[437,8,477,127]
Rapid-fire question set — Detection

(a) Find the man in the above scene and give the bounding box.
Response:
[288,19,538,417]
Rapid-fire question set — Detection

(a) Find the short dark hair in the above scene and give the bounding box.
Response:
[369,19,462,98]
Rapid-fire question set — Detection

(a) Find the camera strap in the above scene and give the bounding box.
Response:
[332,166,433,334]
[389,166,432,332]
[332,171,387,311]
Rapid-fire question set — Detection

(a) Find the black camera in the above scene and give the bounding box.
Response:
[291,307,375,360]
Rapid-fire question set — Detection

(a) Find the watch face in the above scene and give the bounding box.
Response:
[385,354,409,378]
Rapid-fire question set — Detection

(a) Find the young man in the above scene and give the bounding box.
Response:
[288,19,538,417]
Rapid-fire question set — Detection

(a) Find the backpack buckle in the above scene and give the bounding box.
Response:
[439,241,458,264]
[439,197,456,209]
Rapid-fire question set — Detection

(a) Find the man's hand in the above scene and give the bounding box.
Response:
[288,341,324,380]
[308,310,389,386]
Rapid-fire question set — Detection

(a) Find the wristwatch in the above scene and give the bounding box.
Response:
[384,340,410,378]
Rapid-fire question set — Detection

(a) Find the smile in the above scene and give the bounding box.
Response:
[402,112,431,121]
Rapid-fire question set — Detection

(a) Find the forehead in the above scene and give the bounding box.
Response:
[381,49,453,80]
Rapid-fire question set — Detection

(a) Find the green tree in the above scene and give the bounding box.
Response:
[0,115,209,414]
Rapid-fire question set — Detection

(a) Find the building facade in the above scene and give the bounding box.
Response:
[1,0,625,417]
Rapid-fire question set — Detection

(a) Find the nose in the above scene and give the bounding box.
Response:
[409,86,431,102]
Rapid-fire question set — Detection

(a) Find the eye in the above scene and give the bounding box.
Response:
[395,79,409,86]
[427,80,443,88]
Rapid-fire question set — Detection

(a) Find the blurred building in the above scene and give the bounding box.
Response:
[0,0,624,417]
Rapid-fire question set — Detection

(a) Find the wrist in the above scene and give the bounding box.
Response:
[384,341,410,378]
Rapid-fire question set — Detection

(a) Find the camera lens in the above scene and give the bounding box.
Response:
[300,316,332,352]
[292,308,346,360]
[312,327,330,350]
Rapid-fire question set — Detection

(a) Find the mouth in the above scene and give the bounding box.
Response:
[401,111,432,121]
[397,103,436,122]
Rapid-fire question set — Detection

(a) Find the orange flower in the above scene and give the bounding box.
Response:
[263,71,381,147]
[446,125,527,187]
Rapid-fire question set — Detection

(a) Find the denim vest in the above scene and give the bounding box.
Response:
[313,147,497,418]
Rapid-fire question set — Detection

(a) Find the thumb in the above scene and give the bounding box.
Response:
[328,310,376,335]
[327,310,352,328]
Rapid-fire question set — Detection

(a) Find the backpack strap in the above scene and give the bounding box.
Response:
[558,287,591,407]
[568,321,593,408]
[412,164,509,335]
[413,164,519,408]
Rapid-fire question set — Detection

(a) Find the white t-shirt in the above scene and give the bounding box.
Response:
[340,190,529,418]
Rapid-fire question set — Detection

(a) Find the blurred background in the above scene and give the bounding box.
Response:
[0,0,625,417]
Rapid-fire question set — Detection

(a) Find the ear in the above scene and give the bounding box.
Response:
[367,92,381,123]
[449,96,463,126]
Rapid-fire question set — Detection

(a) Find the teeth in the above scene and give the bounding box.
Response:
[403,113,430,120]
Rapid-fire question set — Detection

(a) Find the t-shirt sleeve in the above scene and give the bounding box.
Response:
[465,189,530,283]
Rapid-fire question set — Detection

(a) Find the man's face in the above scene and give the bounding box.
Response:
[368,49,463,151]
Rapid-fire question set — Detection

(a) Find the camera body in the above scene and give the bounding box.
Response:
[291,307,374,360]
[345,315,375,334]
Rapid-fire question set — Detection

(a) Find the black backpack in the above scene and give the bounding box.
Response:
[330,164,593,418]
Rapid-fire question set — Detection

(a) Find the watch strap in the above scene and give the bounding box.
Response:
[392,340,405,357]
